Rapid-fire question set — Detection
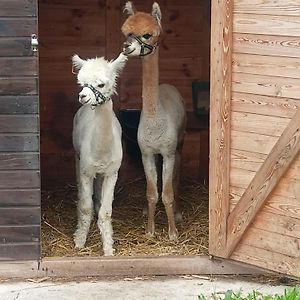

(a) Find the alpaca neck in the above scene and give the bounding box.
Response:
[92,101,114,152]
[142,48,159,117]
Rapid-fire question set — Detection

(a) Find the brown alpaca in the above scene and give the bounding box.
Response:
[121,2,186,240]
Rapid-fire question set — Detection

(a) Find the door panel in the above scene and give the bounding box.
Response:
[0,0,40,261]
[210,0,300,277]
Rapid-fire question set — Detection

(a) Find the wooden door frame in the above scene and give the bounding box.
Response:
[209,0,233,258]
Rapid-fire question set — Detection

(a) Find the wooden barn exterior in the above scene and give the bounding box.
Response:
[0,0,300,278]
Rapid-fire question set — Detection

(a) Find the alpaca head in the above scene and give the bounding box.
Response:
[121,2,162,57]
[72,53,127,106]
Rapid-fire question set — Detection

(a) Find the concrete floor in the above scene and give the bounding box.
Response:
[0,275,296,300]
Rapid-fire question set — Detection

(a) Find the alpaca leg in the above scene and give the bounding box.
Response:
[142,154,158,236]
[74,173,94,249]
[93,174,103,216]
[75,155,80,186]
[162,155,178,240]
[97,173,117,256]
[173,148,183,222]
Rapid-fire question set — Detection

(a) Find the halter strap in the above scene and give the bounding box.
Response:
[130,34,157,57]
[83,84,111,108]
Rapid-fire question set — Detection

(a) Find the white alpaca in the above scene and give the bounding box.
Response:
[72,53,127,256]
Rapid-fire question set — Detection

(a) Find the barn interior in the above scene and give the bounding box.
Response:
[38,0,211,257]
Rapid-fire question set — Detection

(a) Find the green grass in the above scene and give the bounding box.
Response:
[198,287,300,300]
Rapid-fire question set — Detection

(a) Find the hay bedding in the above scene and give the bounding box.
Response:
[41,177,209,257]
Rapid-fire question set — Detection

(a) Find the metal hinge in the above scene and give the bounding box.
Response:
[31,34,39,52]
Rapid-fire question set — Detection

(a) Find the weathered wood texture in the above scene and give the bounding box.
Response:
[227,108,300,257]
[0,116,38,133]
[209,0,233,257]
[0,171,40,189]
[0,226,40,243]
[0,0,40,261]
[0,244,40,261]
[222,0,300,277]
[0,19,37,37]
[232,92,299,118]
[38,256,266,278]
[0,96,38,114]
[234,0,300,16]
[0,207,40,226]
[0,152,39,171]
[0,256,267,279]
[0,0,37,17]
[234,14,300,37]
[0,38,32,56]
[39,0,211,186]
[233,33,300,58]
[0,190,40,206]
[232,53,300,79]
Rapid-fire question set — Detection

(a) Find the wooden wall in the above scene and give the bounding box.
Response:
[0,0,40,260]
[228,0,300,277]
[39,0,211,187]
[39,0,107,187]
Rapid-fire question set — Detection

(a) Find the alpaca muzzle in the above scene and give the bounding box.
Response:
[82,84,111,108]
[123,34,156,57]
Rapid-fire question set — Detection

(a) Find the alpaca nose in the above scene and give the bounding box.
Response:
[79,93,88,104]
[123,38,134,55]
[123,35,134,48]
[123,40,131,49]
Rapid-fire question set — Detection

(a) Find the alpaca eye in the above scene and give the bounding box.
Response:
[98,83,105,88]
[142,33,152,40]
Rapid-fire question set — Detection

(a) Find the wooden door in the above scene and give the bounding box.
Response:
[210,0,300,277]
[0,0,40,260]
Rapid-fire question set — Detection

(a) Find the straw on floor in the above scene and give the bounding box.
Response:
[41,177,209,257]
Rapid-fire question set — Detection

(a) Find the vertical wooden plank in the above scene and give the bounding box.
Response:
[106,0,122,110]
[209,0,233,257]
[105,0,121,60]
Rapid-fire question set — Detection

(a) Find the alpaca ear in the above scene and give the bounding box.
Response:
[72,54,86,70]
[111,53,128,75]
[124,1,136,15]
[152,2,162,24]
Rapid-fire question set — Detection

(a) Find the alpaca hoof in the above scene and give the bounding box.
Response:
[169,229,178,241]
[74,241,85,250]
[146,231,154,238]
[74,231,86,249]
[146,223,155,236]
[175,211,183,222]
[103,248,114,256]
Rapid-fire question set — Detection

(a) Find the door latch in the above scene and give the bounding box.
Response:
[31,34,39,52]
